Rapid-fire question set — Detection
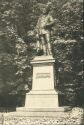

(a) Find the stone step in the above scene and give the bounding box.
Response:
[16,107,71,117]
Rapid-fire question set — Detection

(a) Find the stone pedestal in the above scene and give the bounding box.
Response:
[17,56,66,116]
[25,55,59,109]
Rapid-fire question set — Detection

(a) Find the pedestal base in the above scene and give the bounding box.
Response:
[25,90,58,109]
[17,90,70,117]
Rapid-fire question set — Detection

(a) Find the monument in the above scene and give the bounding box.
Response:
[35,2,54,55]
[17,2,65,116]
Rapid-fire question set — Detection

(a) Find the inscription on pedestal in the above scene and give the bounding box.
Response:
[36,73,51,79]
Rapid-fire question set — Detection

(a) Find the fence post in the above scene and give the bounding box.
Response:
[2,114,4,125]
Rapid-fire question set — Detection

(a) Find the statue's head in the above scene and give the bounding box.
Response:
[43,2,52,15]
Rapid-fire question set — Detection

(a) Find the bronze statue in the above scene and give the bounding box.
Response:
[35,3,55,55]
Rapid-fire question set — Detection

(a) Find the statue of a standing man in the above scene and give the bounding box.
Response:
[35,3,55,55]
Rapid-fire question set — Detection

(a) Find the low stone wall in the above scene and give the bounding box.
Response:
[0,107,84,125]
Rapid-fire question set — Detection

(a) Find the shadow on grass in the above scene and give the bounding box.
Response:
[0,107,16,113]
[0,93,26,113]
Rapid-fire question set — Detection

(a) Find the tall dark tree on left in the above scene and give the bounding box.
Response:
[0,0,34,97]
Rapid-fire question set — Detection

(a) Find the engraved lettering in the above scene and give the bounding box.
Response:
[36,73,50,79]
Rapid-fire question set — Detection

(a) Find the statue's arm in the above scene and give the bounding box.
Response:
[44,16,55,29]
[35,19,40,34]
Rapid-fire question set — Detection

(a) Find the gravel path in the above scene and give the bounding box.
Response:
[0,107,84,125]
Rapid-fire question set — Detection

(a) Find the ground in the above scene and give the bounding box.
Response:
[0,107,84,125]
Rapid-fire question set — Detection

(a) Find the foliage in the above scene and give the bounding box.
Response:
[53,39,84,105]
